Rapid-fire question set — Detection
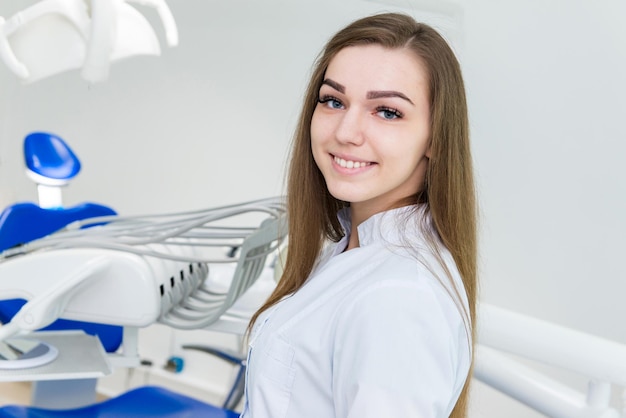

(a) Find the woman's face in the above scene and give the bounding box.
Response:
[311,44,431,223]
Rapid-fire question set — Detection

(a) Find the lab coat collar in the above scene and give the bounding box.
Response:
[337,204,429,248]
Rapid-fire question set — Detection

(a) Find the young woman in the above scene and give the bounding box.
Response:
[244,12,477,418]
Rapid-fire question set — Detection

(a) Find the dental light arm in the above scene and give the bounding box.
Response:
[81,0,114,82]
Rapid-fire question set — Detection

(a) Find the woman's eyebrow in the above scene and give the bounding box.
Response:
[367,90,414,105]
[321,79,345,93]
[321,79,414,106]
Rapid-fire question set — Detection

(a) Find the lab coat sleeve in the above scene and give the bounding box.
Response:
[332,279,469,418]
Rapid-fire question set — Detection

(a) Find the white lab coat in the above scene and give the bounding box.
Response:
[241,206,471,418]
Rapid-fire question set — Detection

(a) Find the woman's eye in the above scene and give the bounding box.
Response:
[376,107,403,120]
[318,96,344,110]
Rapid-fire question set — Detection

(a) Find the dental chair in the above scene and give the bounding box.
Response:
[0,183,286,417]
[0,132,128,410]
[0,132,121,353]
[0,132,287,416]
[0,212,283,416]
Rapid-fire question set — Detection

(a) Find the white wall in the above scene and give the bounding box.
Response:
[1,1,625,417]
[466,1,626,415]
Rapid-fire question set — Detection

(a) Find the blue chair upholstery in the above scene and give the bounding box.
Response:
[0,202,116,253]
[0,386,240,418]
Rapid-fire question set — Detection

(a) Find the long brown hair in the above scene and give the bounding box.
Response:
[250,13,477,417]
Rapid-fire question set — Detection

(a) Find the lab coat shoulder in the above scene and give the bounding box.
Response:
[331,257,471,418]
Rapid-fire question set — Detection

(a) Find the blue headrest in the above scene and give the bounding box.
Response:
[24,132,81,180]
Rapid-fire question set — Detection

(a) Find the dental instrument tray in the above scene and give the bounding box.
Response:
[0,331,110,381]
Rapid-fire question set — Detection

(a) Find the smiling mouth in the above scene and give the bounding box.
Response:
[333,155,372,169]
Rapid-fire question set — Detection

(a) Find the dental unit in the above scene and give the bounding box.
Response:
[0,197,287,373]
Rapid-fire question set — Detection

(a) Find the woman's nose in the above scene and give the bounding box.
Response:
[334,109,365,146]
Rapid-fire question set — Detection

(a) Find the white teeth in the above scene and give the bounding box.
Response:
[334,156,371,169]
